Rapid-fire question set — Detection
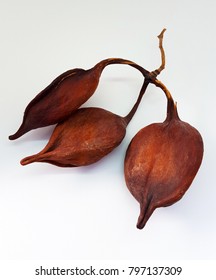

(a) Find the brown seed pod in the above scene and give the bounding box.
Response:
[19,29,167,167]
[20,107,127,167]
[124,95,204,230]
[20,79,149,167]
[9,58,148,141]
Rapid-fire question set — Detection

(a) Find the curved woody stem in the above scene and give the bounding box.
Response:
[97,29,167,82]
[148,28,176,113]
[124,79,149,124]
[95,28,174,123]
[153,79,173,100]
[95,57,150,78]
[124,28,169,124]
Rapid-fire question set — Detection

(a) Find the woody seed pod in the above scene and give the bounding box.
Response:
[9,58,146,140]
[20,80,149,167]
[124,95,204,229]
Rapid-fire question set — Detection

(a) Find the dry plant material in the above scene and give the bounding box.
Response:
[8,58,149,141]
[124,71,204,230]
[124,97,203,229]
[20,30,166,167]
[20,80,149,167]
[9,29,204,230]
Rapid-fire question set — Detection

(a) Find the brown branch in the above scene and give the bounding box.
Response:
[124,28,168,124]
[151,28,166,77]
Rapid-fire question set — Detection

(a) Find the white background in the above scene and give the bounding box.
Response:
[0,0,215,261]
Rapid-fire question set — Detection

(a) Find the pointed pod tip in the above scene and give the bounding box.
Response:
[136,199,155,230]
[136,214,148,230]
[8,133,18,140]
[20,159,29,166]
[136,222,145,230]
[8,123,31,140]
[8,129,25,140]
[20,155,36,166]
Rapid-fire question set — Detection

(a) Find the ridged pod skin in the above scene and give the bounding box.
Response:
[20,79,149,167]
[20,107,128,167]
[124,99,204,229]
[8,58,147,141]
[9,65,103,140]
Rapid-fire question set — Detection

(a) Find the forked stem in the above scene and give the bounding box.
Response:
[148,28,175,107]
[124,28,168,124]
[95,29,167,83]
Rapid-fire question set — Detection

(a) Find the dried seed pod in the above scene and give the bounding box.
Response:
[20,107,127,167]
[8,67,99,140]
[20,80,149,167]
[124,97,204,229]
[19,29,167,167]
[9,58,147,141]
[9,29,166,141]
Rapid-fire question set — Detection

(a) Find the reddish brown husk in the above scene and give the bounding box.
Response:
[9,66,103,140]
[9,30,165,141]
[20,79,150,167]
[8,58,151,141]
[20,107,128,167]
[124,99,204,229]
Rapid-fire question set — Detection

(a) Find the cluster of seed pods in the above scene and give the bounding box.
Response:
[9,30,204,229]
